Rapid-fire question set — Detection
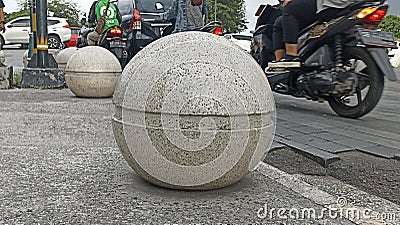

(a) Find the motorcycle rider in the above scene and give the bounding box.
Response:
[161,0,208,33]
[269,0,360,68]
[87,0,122,46]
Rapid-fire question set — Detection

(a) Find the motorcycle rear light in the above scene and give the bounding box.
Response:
[366,9,387,23]
[130,9,142,30]
[357,7,387,24]
[356,7,379,19]
[110,27,123,36]
[213,27,223,36]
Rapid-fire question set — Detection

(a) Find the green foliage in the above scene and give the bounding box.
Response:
[47,0,81,27]
[11,73,22,87]
[379,15,400,39]
[6,0,82,27]
[206,0,247,33]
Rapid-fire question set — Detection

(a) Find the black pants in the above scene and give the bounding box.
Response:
[273,0,341,51]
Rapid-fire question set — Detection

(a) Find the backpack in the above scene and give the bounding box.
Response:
[191,0,203,6]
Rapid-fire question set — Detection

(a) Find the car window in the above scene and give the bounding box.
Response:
[232,35,252,41]
[118,0,134,15]
[135,0,174,13]
[48,20,60,26]
[11,19,30,27]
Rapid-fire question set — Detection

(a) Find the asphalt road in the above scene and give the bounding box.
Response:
[3,47,26,74]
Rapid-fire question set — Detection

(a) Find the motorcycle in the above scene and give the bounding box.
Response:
[251,0,397,118]
[77,0,128,68]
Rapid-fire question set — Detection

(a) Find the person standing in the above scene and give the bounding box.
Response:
[0,0,6,32]
[161,0,208,33]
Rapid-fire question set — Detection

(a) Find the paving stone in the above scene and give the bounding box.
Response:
[275,128,303,140]
[329,128,400,150]
[275,126,292,135]
[290,125,325,135]
[273,137,341,167]
[301,122,335,130]
[290,135,353,153]
[308,141,353,153]
[278,139,313,151]
[311,132,349,141]
[327,121,400,141]
[290,133,322,144]
[273,136,286,143]
[358,145,400,159]
[296,147,341,167]
[332,138,378,149]
[270,141,286,151]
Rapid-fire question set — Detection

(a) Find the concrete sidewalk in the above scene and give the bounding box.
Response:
[0,89,399,224]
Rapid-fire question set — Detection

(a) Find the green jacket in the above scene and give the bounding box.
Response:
[94,0,122,31]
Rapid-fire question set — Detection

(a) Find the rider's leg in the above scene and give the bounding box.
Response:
[285,43,298,57]
[282,0,318,57]
[268,0,318,68]
[273,16,285,61]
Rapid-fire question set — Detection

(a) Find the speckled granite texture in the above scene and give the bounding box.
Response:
[112,32,276,190]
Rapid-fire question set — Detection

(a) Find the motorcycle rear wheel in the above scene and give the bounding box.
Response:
[328,47,384,119]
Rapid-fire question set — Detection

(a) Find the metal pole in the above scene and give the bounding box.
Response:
[36,0,49,68]
[28,0,36,59]
[214,0,217,21]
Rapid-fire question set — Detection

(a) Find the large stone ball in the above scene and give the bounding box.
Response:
[65,46,122,98]
[112,32,275,190]
[56,47,78,71]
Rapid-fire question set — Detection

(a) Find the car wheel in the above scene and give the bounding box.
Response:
[48,35,61,49]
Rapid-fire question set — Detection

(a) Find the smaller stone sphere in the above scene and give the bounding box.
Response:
[48,49,61,59]
[65,46,122,98]
[56,47,78,71]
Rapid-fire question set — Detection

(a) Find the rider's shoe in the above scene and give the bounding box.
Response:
[268,55,301,68]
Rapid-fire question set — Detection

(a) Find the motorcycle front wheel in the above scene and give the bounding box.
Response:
[328,47,384,119]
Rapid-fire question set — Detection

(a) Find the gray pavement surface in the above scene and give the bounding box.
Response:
[1,89,399,224]
[3,47,25,75]
[273,75,400,165]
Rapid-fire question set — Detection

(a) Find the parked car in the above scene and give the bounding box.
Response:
[117,0,174,57]
[224,33,252,52]
[0,16,71,49]
[66,27,81,48]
